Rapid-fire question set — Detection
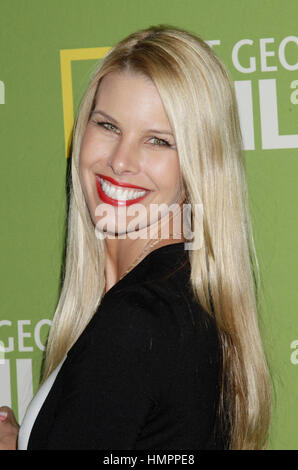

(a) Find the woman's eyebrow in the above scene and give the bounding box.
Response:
[145,128,174,136]
[92,108,174,136]
[91,109,119,125]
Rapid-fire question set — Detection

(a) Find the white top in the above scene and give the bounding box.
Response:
[18,357,66,450]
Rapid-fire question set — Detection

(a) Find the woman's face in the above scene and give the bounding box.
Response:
[79,70,182,237]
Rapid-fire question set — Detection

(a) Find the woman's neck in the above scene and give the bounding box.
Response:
[103,191,186,292]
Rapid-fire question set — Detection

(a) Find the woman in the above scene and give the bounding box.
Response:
[0,25,272,450]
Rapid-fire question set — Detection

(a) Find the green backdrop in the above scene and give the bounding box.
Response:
[0,0,297,450]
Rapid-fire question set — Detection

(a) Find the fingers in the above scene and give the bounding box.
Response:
[0,411,8,422]
[0,406,11,413]
[0,406,19,450]
[0,407,19,428]
[0,406,10,422]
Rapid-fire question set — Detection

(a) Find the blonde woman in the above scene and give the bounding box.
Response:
[0,25,271,450]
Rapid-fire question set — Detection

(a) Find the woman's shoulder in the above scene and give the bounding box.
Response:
[69,243,220,361]
[67,270,221,390]
[95,259,220,359]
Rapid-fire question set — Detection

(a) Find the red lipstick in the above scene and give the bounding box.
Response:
[96,173,149,191]
[95,175,151,207]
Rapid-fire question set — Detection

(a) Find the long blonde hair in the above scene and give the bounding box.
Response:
[42,25,272,449]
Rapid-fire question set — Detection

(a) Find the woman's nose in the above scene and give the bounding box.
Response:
[107,137,140,176]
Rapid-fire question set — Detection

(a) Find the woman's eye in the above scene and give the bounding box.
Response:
[149,137,170,147]
[97,121,120,133]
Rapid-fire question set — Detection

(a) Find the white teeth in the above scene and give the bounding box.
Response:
[99,178,147,201]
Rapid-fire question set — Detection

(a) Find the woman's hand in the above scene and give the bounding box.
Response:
[0,406,19,450]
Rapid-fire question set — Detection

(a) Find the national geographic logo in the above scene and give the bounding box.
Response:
[60,35,298,158]
[0,319,52,422]
[60,46,110,158]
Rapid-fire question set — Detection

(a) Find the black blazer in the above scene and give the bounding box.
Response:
[28,243,227,450]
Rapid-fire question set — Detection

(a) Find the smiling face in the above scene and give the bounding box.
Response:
[79,69,182,237]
